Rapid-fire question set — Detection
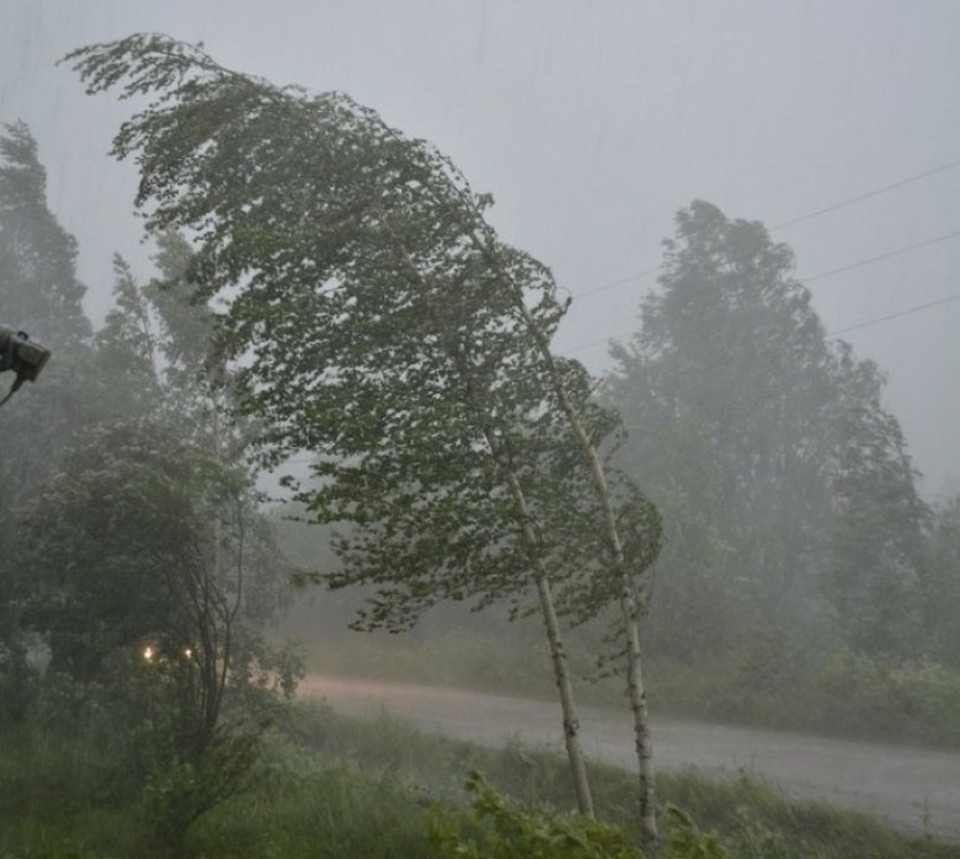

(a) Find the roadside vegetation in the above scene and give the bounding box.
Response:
[290,616,960,748]
[2,699,957,859]
[2,30,958,857]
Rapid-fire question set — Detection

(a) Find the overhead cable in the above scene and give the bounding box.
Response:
[572,158,960,300]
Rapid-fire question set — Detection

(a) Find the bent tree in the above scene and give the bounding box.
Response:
[68,35,662,831]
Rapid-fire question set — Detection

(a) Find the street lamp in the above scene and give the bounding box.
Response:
[0,325,51,408]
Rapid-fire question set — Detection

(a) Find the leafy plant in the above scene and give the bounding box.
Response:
[430,771,645,859]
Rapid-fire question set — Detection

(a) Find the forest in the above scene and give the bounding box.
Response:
[1,32,958,859]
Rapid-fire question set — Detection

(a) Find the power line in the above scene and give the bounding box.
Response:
[571,158,960,300]
[566,289,960,356]
[564,228,960,354]
[803,231,960,284]
[770,159,960,230]
[825,295,960,337]
[575,266,661,299]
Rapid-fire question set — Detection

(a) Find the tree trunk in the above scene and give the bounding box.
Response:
[619,580,656,840]
[510,295,659,842]
[383,224,596,816]
[488,432,595,818]
[535,570,595,817]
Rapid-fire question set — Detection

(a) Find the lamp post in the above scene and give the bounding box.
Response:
[0,325,51,408]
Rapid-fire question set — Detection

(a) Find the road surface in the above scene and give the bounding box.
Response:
[301,674,960,840]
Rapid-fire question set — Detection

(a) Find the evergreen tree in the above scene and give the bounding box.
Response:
[0,122,97,493]
[924,494,960,668]
[608,200,927,662]
[825,347,929,658]
[0,121,91,346]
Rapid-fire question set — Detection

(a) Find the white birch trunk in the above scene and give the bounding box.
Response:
[511,298,659,842]
[383,229,596,817]
[487,435,596,818]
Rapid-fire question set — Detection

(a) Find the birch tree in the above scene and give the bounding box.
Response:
[67,35,662,829]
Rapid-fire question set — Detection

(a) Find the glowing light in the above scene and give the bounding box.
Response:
[184,648,194,659]
[143,645,155,662]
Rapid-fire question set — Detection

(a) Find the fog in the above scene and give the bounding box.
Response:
[2,0,957,495]
[3,2,960,852]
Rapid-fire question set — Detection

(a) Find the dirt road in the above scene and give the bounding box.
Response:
[301,674,960,840]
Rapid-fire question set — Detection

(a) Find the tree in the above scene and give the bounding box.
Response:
[16,419,291,750]
[824,346,929,658]
[14,416,296,851]
[0,122,97,494]
[607,200,928,666]
[67,34,663,832]
[0,121,91,347]
[93,254,161,417]
[608,201,838,652]
[924,495,960,668]
[0,123,100,720]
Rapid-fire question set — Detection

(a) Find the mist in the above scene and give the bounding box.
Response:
[2,0,957,494]
[1,2,959,855]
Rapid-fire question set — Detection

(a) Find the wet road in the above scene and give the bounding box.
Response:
[301,674,960,840]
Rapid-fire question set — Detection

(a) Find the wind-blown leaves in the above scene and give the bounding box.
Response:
[68,35,663,821]
[66,33,660,630]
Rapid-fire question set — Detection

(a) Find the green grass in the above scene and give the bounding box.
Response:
[275,701,960,859]
[2,700,958,858]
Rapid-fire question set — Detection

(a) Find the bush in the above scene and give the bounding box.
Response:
[430,771,646,859]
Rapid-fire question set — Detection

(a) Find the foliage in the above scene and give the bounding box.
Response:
[606,200,930,663]
[660,806,733,859]
[3,699,957,859]
[0,121,102,725]
[430,771,644,858]
[138,730,261,853]
[824,345,929,658]
[65,32,660,633]
[924,495,960,668]
[0,122,98,496]
[66,33,663,823]
[0,121,91,347]
[10,413,297,848]
[92,254,161,417]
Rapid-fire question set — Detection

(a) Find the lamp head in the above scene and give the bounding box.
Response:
[0,325,51,384]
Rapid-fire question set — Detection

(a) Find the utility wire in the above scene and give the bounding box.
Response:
[566,226,960,354]
[575,266,661,299]
[770,160,960,230]
[571,158,960,300]
[567,288,960,356]
[803,231,960,284]
[825,295,960,337]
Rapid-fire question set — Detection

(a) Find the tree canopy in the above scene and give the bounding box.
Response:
[607,200,929,661]
[67,33,663,829]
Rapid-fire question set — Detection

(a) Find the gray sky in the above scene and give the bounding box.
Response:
[1,0,957,496]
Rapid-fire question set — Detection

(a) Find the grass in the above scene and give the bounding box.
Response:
[2,698,958,858]
[275,701,960,858]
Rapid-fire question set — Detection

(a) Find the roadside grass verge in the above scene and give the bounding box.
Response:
[265,700,959,858]
[2,699,957,858]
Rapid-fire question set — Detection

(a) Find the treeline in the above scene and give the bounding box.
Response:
[1,28,958,854]
[2,29,666,839]
[59,32,671,838]
[600,201,960,742]
[0,121,301,851]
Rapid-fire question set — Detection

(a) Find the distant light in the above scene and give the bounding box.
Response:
[143,645,155,662]
[184,647,194,659]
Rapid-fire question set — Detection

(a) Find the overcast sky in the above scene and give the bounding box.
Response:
[1,0,957,496]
